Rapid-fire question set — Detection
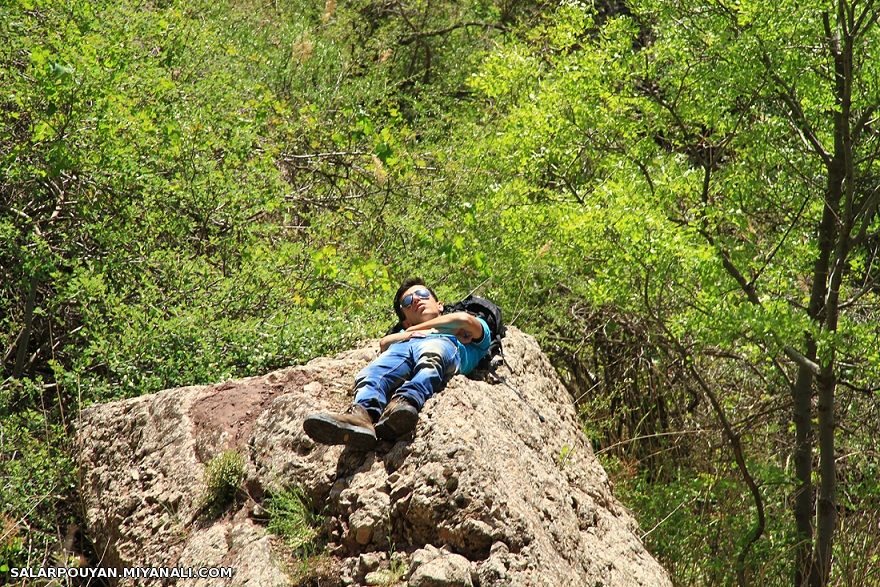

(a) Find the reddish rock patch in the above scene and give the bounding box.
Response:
[189,370,313,460]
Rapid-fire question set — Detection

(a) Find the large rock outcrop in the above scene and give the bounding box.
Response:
[75,328,671,586]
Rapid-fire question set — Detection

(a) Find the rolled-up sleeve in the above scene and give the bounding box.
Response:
[458,317,492,375]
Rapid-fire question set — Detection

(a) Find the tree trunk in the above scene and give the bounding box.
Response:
[12,278,38,379]
[812,368,837,586]
[792,341,815,587]
[807,8,855,581]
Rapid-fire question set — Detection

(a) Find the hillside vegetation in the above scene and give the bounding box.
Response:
[2,0,879,585]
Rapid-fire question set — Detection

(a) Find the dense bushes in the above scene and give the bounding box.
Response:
[0,0,385,568]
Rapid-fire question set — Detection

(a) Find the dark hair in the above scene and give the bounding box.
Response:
[393,277,438,322]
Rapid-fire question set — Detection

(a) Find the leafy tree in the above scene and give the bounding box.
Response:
[466,1,880,584]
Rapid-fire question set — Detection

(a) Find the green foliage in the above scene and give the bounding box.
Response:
[364,564,409,587]
[458,1,880,583]
[386,549,409,585]
[556,444,574,470]
[265,486,324,558]
[2,0,879,583]
[0,381,75,569]
[1,0,520,567]
[606,451,797,586]
[200,450,245,514]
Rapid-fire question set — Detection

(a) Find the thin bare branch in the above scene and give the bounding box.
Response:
[838,379,880,394]
[399,21,507,45]
[281,150,366,160]
[853,0,879,37]
[749,193,811,289]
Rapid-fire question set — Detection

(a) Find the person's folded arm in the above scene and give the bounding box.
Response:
[405,312,484,343]
[379,328,437,352]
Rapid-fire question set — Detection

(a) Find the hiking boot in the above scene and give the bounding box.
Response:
[302,404,377,450]
[375,397,419,441]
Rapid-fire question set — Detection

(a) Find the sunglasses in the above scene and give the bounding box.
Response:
[401,288,432,309]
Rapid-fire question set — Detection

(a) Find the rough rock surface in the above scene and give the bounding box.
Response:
[75,328,671,586]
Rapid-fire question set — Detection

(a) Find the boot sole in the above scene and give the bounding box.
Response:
[303,414,377,450]
[375,405,419,441]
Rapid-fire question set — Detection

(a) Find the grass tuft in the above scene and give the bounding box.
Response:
[265,485,324,557]
[200,450,246,515]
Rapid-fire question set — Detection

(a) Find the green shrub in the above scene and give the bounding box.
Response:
[200,450,245,514]
[0,384,75,570]
[265,486,324,558]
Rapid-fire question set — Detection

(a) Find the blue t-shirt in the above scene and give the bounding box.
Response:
[432,317,491,376]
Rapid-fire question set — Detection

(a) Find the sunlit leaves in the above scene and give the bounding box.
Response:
[460,0,880,582]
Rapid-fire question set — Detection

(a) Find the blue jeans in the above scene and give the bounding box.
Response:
[354,336,459,420]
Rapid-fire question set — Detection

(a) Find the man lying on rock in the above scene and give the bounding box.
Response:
[303,277,491,450]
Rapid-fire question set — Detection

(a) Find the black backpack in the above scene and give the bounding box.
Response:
[385,295,507,375]
[441,295,506,373]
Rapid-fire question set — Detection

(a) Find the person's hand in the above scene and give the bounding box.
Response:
[408,328,438,339]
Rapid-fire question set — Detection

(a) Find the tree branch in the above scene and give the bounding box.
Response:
[852,105,877,142]
[399,21,508,45]
[853,0,878,37]
[784,345,822,376]
[838,378,880,394]
[281,150,366,160]
[749,193,811,290]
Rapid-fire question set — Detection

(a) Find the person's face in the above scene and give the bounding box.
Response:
[399,285,443,326]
